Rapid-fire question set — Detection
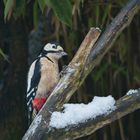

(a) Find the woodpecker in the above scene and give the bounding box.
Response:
[26,42,67,123]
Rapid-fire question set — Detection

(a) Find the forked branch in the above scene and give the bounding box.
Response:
[23,0,140,139]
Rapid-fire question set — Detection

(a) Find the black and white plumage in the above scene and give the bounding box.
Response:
[26,42,67,123]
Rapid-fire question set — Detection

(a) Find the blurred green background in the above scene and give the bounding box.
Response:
[0,0,140,140]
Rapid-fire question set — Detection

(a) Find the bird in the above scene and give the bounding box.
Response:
[26,42,67,124]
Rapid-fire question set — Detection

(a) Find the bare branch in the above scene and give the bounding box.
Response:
[23,0,140,139]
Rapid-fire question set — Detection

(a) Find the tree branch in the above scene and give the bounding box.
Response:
[46,89,140,140]
[23,0,140,139]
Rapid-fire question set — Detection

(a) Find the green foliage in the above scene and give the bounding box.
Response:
[3,0,72,27]
[4,0,25,20]
[46,0,72,27]
[37,0,46,12]
[4,0,15,20]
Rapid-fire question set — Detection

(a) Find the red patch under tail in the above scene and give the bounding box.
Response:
[32,98,47,111]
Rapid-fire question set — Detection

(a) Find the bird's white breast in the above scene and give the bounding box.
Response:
[36,57,59,98]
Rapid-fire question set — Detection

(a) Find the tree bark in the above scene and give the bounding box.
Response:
[23,0,140,139]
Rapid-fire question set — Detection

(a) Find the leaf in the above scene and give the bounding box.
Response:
[0,49,9,62]
[46,0,72,27]
[37,0,46,12]
[4,0,15,20]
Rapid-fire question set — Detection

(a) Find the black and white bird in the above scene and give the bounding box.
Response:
[26,42,67,123]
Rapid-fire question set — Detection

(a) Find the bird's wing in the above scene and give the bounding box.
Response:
[26,58,41,123]
[27,59,41,95]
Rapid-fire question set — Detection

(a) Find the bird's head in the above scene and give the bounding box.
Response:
[41,42,67,60]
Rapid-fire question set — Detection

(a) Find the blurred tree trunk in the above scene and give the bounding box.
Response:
[0,2,28,139]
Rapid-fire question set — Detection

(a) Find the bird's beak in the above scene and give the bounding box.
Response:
[61,51,68,56]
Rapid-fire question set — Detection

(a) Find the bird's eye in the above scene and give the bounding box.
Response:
[52,45,57,49]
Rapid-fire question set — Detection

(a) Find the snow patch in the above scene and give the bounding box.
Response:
[50,96,116,129]
[126,89,138,95]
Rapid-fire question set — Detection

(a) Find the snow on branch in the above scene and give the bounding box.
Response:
[50,96,116,129]
[47,89,140,140]
[23,0,140,140]
[126,89,138,95]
